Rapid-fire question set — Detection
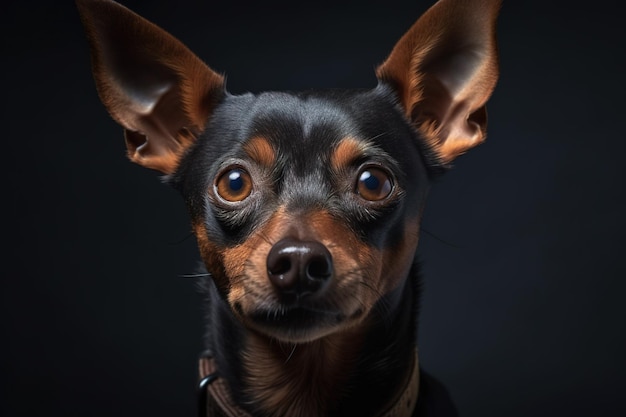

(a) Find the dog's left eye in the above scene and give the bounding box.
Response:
[356,167,393,201]
[215,168,253,202]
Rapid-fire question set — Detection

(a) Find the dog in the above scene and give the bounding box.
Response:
[76,0,500,415]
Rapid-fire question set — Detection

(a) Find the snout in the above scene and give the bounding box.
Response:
[215,210,383,342]
[232,238,344,342]
[266,238,333,303]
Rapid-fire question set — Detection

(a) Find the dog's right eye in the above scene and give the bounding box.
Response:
[215,168,253,202]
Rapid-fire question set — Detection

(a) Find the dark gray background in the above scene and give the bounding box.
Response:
[2,0,624,416]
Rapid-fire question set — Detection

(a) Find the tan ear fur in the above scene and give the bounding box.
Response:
[376,0,501,164]
[76,0,225,173]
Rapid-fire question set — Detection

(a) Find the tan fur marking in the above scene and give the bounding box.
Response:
[192,222,229,290]
[330,137,367,172]
[244,137,276,167]
[219,208,293,322]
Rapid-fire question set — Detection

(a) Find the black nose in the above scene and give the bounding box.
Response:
[266,238,333,301]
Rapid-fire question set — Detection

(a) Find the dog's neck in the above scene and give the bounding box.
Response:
[203,263,420,417]
[241,327,367,416]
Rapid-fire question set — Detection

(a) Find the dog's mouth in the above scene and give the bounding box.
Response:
[251,306,344,327]
[241,304,364,342]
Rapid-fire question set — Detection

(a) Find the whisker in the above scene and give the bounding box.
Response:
[179,272,211,278]
[167,232,195,246]
[365,131,390,142]
[257,231,276,247]
[356,279,392,319]
[229,273,249,287]
[421,227,463,248]
[284,344,297,364]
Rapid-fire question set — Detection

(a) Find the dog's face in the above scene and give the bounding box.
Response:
[171,90,432,342]
[77,0,500,343]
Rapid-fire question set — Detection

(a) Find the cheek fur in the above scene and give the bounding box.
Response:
[193,221,229,290]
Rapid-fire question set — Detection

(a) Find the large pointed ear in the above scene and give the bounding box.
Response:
[376,0,500,165]
[76,0,225,174]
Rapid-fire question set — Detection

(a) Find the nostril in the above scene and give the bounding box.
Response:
[307,256,332,280]
[269,257,292,276]
[267,241,299,293]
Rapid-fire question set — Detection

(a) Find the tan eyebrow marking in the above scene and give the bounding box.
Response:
[244,136,276,167]
[331,137,369,171]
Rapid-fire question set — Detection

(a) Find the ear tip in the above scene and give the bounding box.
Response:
[76,0,118,35]
[75,0,93,21]
[76,0,120,9]
[76,0,137,29]
[75,0,109,16]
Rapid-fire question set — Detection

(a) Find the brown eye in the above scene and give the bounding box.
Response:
[356,167,393,201]
[215,168,253,202]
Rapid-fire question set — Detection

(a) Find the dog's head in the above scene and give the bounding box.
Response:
[77,0,500,343]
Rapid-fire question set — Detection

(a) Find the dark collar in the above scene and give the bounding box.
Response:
[197,351,420,417]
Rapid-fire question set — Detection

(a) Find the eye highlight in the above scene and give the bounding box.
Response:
[356,167,393,201]
[215,167,253,202]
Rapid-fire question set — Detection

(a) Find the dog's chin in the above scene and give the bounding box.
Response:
[244,306,364,343]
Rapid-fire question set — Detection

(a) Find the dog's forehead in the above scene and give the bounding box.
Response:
[228,88,419,168]
[246,91,370,144]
